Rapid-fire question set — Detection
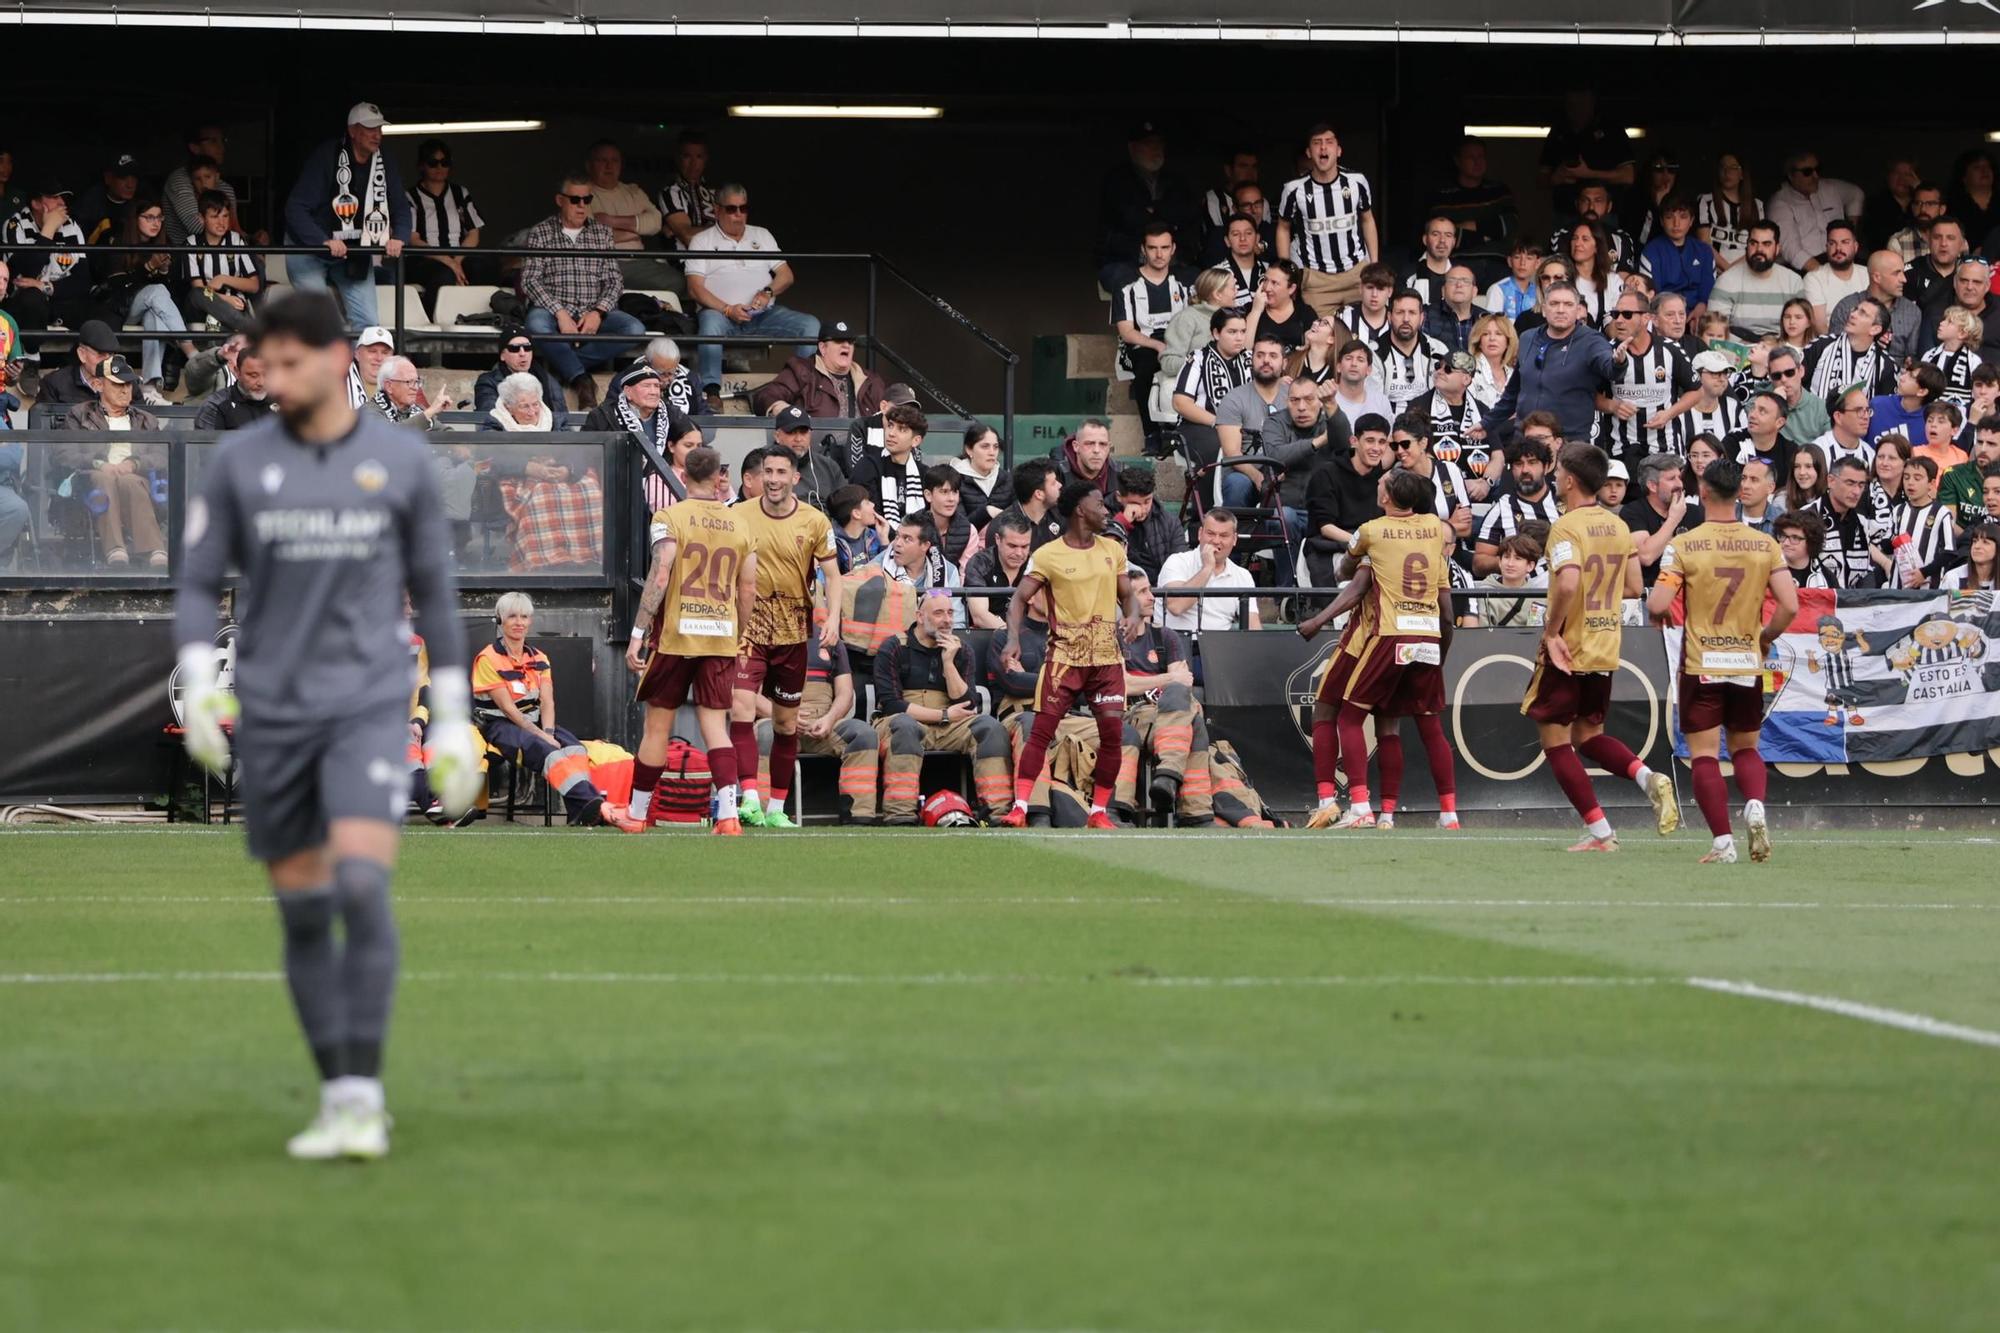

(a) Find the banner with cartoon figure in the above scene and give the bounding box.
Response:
[1668,588,2000,763]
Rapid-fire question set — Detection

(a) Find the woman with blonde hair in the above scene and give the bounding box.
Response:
[1469,314,1517,412]
[1160,267,1234,382]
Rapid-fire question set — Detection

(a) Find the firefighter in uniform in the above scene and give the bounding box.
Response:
[872,591,1012,823]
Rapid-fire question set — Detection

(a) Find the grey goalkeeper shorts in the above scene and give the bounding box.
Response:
[234,711,411,862]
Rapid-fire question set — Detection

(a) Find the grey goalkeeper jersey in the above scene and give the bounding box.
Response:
[175,412,467,724]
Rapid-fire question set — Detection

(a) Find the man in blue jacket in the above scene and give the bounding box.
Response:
[1487,282,1625,443]
[283,102,413,330]
[1639,195,1715,319]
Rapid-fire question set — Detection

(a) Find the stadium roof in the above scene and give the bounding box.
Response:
[6,0,1999,44]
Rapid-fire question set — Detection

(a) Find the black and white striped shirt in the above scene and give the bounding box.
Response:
[1372,332,1447,414]
[407,182,485,248]
[1919,343,1980,405]
[1173,344,1250,417]
[1414,458,1475,522]
[1597,337,1693,461]
[1696,192,1750,264]
[1278,171,1373,274]
[1890,499,1959,577]
[3,207,87,286]
[1683,397,1746,451]
[1213,256,1266,311]
[184,231,262,286]
[1477,489,1562,548]
[1113,272,1190,374]
[1338,305,1390,344]
[1402,262,1453,308]
[659,175,716,250]
[1803,333,1895,401]
[1812,429,1876,473]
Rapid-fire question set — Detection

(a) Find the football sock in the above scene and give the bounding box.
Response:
[1092,783,1115,812]
[1734,747,1768,803]
[767,730,799,805]
[274,886,344,1082]
[1691,755,1732,837]
[629,760,663,820]
[1578,734,1644,784]
[1335,703,1371,810]
[328,1075,385,1114]
[333,858,398,1082]
[1376,732,1404,811]
[707,747,739,821]
[1311,719,1339,802]
[730,721,760,803]
[1745,798,1767,825]
[1015,710,1059,801]
[1092,713,1124,791]
[1416,714,1456,812]
[1545,743,1605,827]
[1586,816,1614,840]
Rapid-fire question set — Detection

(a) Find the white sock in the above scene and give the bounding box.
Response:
[1438,812,1459,827]
[1317,795,1338,811]
[740,784,760,807]
[330,1076,384,1114]
[1350,801,1372,816]
[1090,803,1106,815]
[765,795,785,815]
[1713,833,1736,852]
[1633,765,1656,791]
[1745,799,1766,824]
[1587,817,1613,840]
[1011,798,1028,812]
[713,783,738,821]
[628,789,652,819]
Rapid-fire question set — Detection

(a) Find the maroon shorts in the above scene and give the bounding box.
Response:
[1338,635,1445,717]
[736,640,808,706]
[1522,659,1614,726]
[1677,671,1764,735]
[1036,661,1126,718]
[638,651,735,712]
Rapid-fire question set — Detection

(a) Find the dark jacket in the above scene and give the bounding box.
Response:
[873,629,978,714]
[1116,501,1186,583]
[750,353,887,419]
[581,399,694,454]
[1053,437,1116,498]
[923,504,974,570]
[961,546,1026,625]
[53,415,167,471]
[1260,407,1348,510]
[474,362,571,430]
[985,619,1049,710]
[283,136,413,246]
[794,435,850,514]
[35,362,97,408]
[1306,453,1386,547]
[1422,301,1478,354]
[194,384,278,431]
[1489,323,1621,443]
[1098,162,1201,269]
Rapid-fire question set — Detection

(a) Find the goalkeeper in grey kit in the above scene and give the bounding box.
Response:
[174,290,481,1161]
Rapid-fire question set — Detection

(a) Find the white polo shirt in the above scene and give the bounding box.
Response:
[1155,549,1254,632]
[683,223,783,306]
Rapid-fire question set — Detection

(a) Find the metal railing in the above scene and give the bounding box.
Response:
[10,242,1020,460]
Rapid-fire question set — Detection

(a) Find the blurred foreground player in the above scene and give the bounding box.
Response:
[997,480,1143,829]
[174,290,482,1161]
[626,446,759,834]
[1527,443,1680,851]
[1647,459,1798,863]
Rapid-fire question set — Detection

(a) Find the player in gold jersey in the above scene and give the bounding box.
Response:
[998,480,1142,829]
[1323,468,1460,830]
[730,446,842,829]
[1525,443,1680,851]
[625,447,760,835]
[1646,459,1798,864]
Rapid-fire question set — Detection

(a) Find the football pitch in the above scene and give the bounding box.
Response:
[4,825,1997,1332]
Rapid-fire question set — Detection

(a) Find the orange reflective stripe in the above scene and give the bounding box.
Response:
[1181,770,1213,797]
[546,752,592,791]
[881,774,921,794]
[838,772,878,792]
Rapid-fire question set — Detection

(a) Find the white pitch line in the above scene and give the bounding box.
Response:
[0,969,1658,990]
[4,895,1997,912]
[1687,977,2000,1051]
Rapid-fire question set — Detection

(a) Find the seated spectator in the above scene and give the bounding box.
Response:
[1919,400,1969,470]
[1639,195,1715,316]
[1941,521,1999,592]
[986,591,1111,822]
[4,182,106,333]
[849,402,929,528]
[518,175,648,409]
[917,465,972,571]
[471,592,632,829]
[1422,266,1481,353]
[1113,221,1193,457]
[608,337,697,417]
[163,125,246,246]
[1374,291,1448,414]
[1598,458,1630,509]
[193,344,276,430]
[1098,121,1201,293]
[36,318,123,409]
[1053,417,1117,498]
[1157,509,1262,637]
[962,510,1035,629]
[752,319,885,419]
[182,330,247,402]
[404,138,488,315]
[1247,258,1312,352]
[640,418,707,513]
[348,324,397,405]
[583,363,692,461]
[55,356,164,566]
[1210,210,1267,310]
[873,592,1009,823]
[951,421,1005,523]
[1871,362,1945,447]
[684,184,820,395]
[1804,300,1896,401]
[0,429,25,566]
[1160,266,1231,386]
[845,381,917,475]
[583,139,677,292]
[774,406,848,512]
[479,377,604,573]
[876,516,965,626]
[1921,305,1982,406]
[1803,454,1892,587]
[1112,465,1185,583]
[828,483,885,572]
[481,370,557,432]
[1326,339,1393,430]
[1306,410,1389,552]
[474,327,572,430]
[1484,236,1543,323]
[1171,307,1251,471]
[1262,371,1346,523]
[1708,221,1803,338]
[1622,452,1697,585]
[96,196,198,405]
[965,458,1064,567]
[178,190,263,334]
[371,354,452,429]
[1892,454,1957,581]
[1774,510,1840,588]
[658,128,717,270]
[754,627,881,824]
[1475,534,1546,627]
[1114,570,1220,822]
[282,103,411,330]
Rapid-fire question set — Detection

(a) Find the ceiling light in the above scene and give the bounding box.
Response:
[382,119,546,136]
[1463,124,1646,139]
[728,104,943,120]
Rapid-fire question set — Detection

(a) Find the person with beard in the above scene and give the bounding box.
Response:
[1372,290,1448,415]
[1473,436,1561,574]
[1212,332,1290,508]
[1708,221,1804,339]
[194,343,278,430]
[1802,220,1868,335]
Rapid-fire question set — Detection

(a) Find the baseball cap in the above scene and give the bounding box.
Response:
[883,383,918,407]
[105,152,141,178]
[820,320,856,343]
[1441,350,1478,375]
[77,320,121,354]
[347,102,387,129]
[356,326,395,350]
[1692,350,1735,374]
[1606,459,1631,481]
[97,354,138,386]
[1127,120,1163,142]
[35,181,73,200]
[773,405,812,433]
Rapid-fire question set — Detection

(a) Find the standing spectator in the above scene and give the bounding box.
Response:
[850,402,930,529]
[1888,183,1945,265]
[583,139,677,292]
[684,184,820,397]
[1641,196,1715,316]
[193,344,276,430]
[1765,152,1865,271]
[1830,251,1921,365]
[1620,453,1696,586]
[1803,221,1869,334]
[474,327,571,430]
[1803,455,1891,587]
[1708,221,1804,338]
[658,129,716,265]
[1424,135,1516,267]
[873,592,1007,822]
[4,182,101,333]
[283,102,411,329]
[1864,158,1922,252]
[1947,149,2000,253]
[1596,294,1695,466]
[1157,510,1261,635]
[1537,90,1634,224]
[1484,237,1543,324]
[97,197,197,404]
[1277,124,1377,317]
[1373,291,1447,415]
[1905,216,1968,315]
[404,139,486,317]
[179,191,263,334]
[1489,283,1621,442]
[54,356,166,567]
[519,175,647,409]
[752,319,885,420]
[1804,300,1896,401]
[1097,121,1200,293]
[963,510,1036,629]
[74,152,141,246]
[1171,307,1250,472]
[1697,152,1759,274]
[1113,221,1191,457]
[1401,216,1458,307]
[1111,466,1184,584]
[1053,417,1117,498]
[1629,149,1683,246]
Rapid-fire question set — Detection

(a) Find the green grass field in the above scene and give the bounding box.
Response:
[4,824,1998,1332]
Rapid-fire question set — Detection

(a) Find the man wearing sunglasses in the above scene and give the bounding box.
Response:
[1596,295,1696,467]
[404,139,487,318]
[473,327,570,430]
[1765,152,1864,273]
[518,175,648,411]
[685,184,820,398]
